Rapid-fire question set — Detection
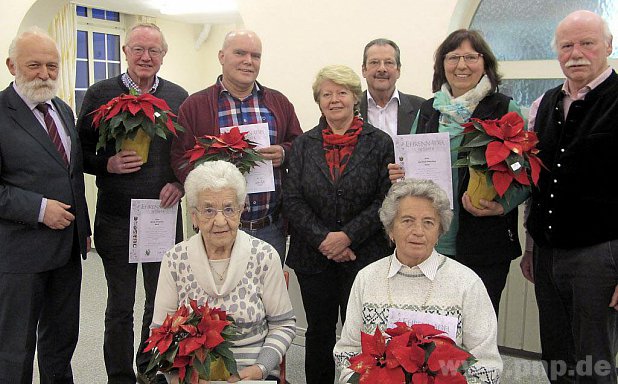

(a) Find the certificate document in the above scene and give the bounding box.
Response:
[387,308,459,342]
[394,132,454,208]
[129,199,178,263]
[221,123,275,194]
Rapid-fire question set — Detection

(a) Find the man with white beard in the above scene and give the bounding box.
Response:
[0,28,90,383]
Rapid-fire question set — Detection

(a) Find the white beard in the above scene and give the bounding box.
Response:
[14,72,59,104]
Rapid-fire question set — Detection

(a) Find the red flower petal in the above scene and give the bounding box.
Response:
[485,141,511,167]
[491,167,513,197]
[499,112,525,139]
[140,101,155,123]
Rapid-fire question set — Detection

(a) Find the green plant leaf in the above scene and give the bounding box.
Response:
[123,113,144,131]
[464,133,494,148]
[469,147,487,166]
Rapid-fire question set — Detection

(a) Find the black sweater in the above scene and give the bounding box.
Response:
[528,71,618,248]
[76,75,188,218]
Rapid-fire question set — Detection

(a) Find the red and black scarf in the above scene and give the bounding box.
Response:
[322,117,363,181]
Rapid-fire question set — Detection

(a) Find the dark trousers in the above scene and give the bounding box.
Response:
[534,241,618,383]
[466,261,510,319]
[95,212,181,384]
[296,262,358,384]
[0,252,81,384]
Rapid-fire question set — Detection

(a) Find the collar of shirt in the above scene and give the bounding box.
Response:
[367,88,400,108]
[122,72,159,94]
[217,75,261,99]
[387,249,441,281]
[12,82,54,111]
[561,66,613,101]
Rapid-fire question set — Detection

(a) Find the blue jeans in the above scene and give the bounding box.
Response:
[241,218,287,265]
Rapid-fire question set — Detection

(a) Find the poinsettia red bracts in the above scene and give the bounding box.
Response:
[143,300,237,384]
[185,126,265,175]
[89,91,183,154]
[456,111,545,197]
[349,323,475,384]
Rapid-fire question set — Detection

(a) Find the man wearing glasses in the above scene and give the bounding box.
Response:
[76,23,188,384]
[359,38,425,138]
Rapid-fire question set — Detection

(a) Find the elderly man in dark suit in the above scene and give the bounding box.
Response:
[359,38,425,137]
[0,28,90,384]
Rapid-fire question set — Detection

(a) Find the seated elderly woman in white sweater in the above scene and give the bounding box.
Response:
[152,160,296,382]
[333,179,502,384]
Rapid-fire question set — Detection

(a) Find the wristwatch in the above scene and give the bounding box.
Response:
[256,363,267,379]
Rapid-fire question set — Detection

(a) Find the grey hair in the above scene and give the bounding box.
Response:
[185,161,247,209]
[379,179,453,236]
[125,23,168,52]
[8,26,58,61]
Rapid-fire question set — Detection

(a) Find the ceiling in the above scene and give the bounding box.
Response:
[75,0,241,24]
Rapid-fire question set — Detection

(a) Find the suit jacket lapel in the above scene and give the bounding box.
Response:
[397,95,414,135]
[305,126,334,185]
[340,125,375,179]
[5,86,67,168]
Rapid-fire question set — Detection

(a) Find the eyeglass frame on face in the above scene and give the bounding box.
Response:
[444,53,483,65]
[365,59,398,69]
[194,206,240,219]
[127,46,164,58]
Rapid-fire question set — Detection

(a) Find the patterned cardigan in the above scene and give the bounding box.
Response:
[152,231,296,376]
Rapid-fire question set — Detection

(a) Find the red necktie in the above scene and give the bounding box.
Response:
[36,103,69,166]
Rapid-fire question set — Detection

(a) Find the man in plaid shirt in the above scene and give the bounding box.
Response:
[171,30,302,263]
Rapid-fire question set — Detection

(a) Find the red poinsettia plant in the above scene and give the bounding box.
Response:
[185,126,265,174]
[348,323,476,384]
[453,111,544,198]
[143,299,237,384]
[90,88,183,152]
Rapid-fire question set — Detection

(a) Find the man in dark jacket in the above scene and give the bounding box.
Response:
[359,38,424,137]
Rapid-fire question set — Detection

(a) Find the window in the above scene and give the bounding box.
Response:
[75,6,124,114]
[469,0,618,107]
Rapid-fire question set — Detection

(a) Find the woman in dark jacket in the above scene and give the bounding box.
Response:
[283,65,394,384]
[389,29,528,317]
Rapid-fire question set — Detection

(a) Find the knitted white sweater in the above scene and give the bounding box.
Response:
[334,251,502,383]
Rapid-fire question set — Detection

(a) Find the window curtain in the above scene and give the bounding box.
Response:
[50,3,77,113]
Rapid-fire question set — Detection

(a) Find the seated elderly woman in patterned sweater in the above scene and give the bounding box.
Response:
[333,179,502,384]
[152,160,296,382]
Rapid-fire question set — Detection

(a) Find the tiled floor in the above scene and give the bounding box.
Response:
[32,253,548,383]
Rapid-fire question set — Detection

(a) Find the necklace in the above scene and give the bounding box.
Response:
[386,254,435,307]
[208,258,231,282]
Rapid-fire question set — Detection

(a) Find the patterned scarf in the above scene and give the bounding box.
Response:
[322,116,363,181]
[433,75,493,128]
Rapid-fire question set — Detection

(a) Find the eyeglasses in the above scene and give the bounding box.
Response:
[365,59,398,69]
[444,53,483,65]
[127,46,164,58]
[195,206,239,219]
